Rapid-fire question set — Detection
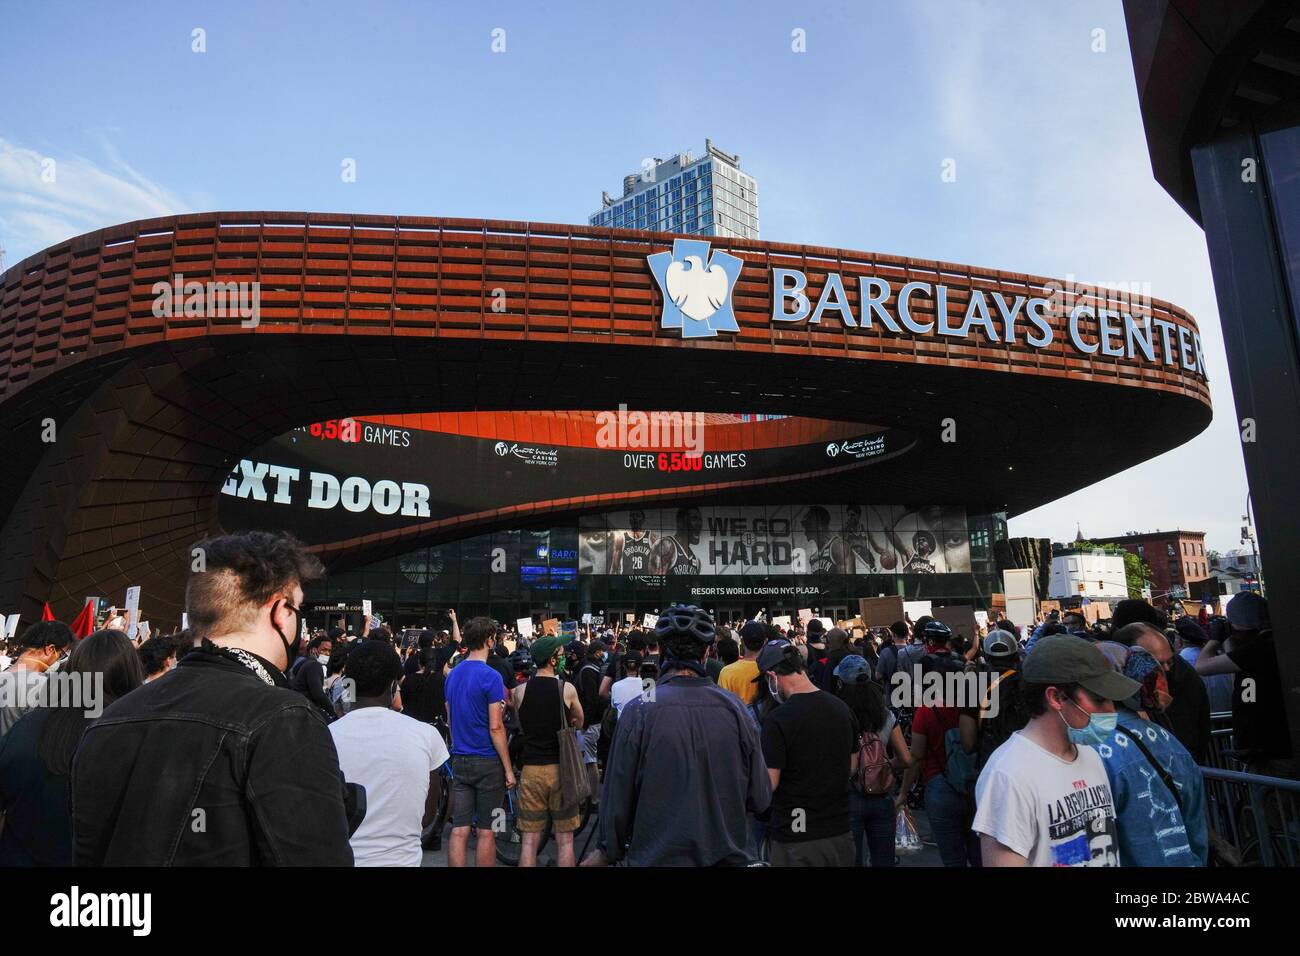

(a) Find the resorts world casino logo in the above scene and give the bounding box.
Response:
[647,238,743,339]
[494,441,560,467]
[825,436,887,460]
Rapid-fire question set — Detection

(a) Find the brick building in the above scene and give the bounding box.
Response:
[1090,530,1208,607]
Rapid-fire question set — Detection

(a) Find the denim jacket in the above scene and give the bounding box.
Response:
[1093,709,1208,867]
[71,644,356,865]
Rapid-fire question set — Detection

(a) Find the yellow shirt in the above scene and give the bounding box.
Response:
[718,659,759,705]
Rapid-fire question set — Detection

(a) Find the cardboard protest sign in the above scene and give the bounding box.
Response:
[859,596,904,628]
[934,605,977,643]
[542,618,559,637]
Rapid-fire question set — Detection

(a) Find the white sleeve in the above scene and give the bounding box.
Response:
[424,724,449,771]
[971,764,1036,859]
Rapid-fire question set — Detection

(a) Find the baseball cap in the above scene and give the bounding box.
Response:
[1023,635,1140,701]
[530,636,564,666]
[1225,592,1268,631]
[832,653,872,683]
[752,639,801,680]
[983,630,1019,660]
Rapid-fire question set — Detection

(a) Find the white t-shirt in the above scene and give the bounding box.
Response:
[329,707,449,866]
[972,731,1120,867]
[609,675,645,716]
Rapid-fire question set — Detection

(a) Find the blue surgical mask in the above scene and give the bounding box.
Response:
[1059,697,1117,747]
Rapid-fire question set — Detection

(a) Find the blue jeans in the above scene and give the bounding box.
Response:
[848,789,896,867]
[924,774,980,867]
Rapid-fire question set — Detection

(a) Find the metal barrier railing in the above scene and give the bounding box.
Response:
[1201,765,1300,866]
[1204,711,1238,772]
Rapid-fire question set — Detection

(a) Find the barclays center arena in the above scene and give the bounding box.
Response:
[0,213,1210,631]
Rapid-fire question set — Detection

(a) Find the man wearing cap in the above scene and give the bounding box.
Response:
[719,620,767,705]
[509,636,584,866]
[756,638,859,866]
[1196,592,1294,777]
[973,635,1134,867]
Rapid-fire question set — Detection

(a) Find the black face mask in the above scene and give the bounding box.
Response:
[271,599,297,672]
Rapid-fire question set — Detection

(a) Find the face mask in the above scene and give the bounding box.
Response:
[317,654,329,665]
[1059,697,1117,747]
[555,655,568,676]
[272,600,297,672]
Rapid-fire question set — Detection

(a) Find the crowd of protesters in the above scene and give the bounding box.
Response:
[0,528,1291,868]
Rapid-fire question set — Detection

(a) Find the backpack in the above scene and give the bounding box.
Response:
[943,669,1020,797]
[942,726,979,797]
[853,728,895,795]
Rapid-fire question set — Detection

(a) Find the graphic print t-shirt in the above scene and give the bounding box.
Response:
[972,731,1119,867]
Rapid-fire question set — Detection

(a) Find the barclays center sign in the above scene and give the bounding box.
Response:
[648,238,1207,378]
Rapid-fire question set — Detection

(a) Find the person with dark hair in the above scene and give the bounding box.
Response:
[717,637,740,668]
[136,633,179,682]
[1174,616,1232,712]
[584,605,770,867]
[1110,598,1167,632]
[0,621,76,737]
[508,636,584,866]
[291,632,335,720]
[328,640,447,866]
[443,616,514,867]
[71,530,358,866]
[326,641,355,717]
[403,628,436,680]
[973,635,1133,866]
[757,637,859,866]
[1196,592,1294,777]
[834,655,911,867]
[719,620,767,705]
[895,622,978,867]
[0,629,143,865]
[874,620,911,687]
[399,647,441,724]
[575,640,609,806]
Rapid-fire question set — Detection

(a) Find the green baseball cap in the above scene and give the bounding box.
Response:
[530,636,565,666]
[1023,635,1140,701]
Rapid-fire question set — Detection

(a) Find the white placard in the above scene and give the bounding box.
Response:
[903,600,933,621]
[124,585,141,637]
[181,612,189,630]
[974,611,989,629]
[4,614,19,639]
[642,613,657,628]
[581,613,592,624]
[516,617,534,638]
[817,617,834,632]
[361,599,372,618]
[797,608,813,624]
[772,615,792,629]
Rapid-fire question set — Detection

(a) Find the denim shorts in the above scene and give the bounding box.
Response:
[450,754,506,829]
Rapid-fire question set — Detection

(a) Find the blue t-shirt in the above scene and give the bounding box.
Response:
[444,659,506,758]
[1093,710,1208,867]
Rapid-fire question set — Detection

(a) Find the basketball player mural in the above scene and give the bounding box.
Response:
[609,509,657,574]
[843,504,875,573]
[651,506,703,575]
[801,506,851,574]
[901,530,938,574]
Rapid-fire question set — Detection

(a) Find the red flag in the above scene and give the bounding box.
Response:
[41,602,55,622]
[70,600,96,640]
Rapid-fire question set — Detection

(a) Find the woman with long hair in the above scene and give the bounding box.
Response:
[0,629,144,865]
[833,657,912,866]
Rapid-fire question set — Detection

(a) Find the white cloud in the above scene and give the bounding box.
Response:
[0,137,190,268]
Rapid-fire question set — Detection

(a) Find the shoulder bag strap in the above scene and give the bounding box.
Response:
[1118,724,1185,815]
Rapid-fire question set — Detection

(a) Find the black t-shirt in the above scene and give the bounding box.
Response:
[577,661,606,728]
[1228,631,1292,759]
[760,690,860,843]
[400,671,439,723]
[488,653,517,692]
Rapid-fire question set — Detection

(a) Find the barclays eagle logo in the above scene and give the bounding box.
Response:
[647,238,743,338]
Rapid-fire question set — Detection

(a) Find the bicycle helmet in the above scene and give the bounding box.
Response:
[508,648,534,673]
[922,619,953,645]
[654,604,717,645]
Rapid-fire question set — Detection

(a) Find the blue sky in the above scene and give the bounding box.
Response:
[0,0,1251,553]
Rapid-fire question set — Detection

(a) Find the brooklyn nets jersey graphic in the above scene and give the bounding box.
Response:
[662,536,701,575]
[619,532,655,573]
